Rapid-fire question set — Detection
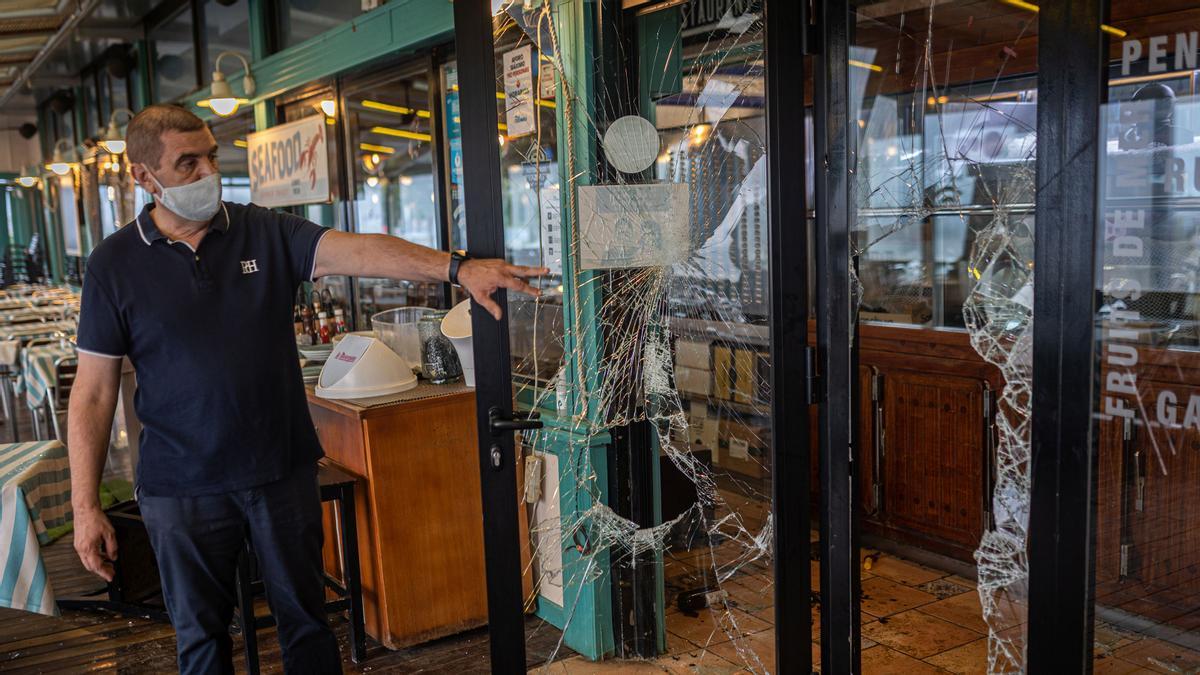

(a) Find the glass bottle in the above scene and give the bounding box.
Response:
[317,312,332,344]
[333,308,348,334]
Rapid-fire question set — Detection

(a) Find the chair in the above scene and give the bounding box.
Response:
[233,463,366,674]
[47,355,77,441]
[23,336,64,439]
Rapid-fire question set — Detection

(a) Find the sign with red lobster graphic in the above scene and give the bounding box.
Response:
[247,115,331,208]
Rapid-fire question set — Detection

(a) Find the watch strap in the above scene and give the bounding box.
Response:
[448,250,469,286]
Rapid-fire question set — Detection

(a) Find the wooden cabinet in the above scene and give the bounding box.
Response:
[307,386,492,650]
[854,326,999,561]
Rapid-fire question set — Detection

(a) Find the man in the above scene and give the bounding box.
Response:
[68,105,544,674]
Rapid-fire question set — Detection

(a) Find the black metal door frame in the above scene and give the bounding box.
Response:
[764,0,813,672]
[452,1,528,671]
[1026,0,1107,671]
[812,0,861,671]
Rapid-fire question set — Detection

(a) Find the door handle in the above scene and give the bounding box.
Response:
[488,407,543,436]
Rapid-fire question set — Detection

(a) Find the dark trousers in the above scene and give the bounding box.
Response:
[139,463,342,675]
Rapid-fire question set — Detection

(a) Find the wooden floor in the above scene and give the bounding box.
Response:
[0,403,574,674]
[0,540,572,673]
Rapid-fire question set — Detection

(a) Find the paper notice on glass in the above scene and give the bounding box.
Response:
[539,61,557,100]
[539,182,563,275]
[530,452,564,607]
[503,46,536,138]
[729,437,750,460]
[578,183,691,270]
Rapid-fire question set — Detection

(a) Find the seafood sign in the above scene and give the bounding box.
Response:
[247,115,331,208]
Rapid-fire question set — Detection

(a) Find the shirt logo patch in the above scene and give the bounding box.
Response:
[241,259,259,274]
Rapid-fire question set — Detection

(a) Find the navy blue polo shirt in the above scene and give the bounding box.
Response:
[76,201,330,497]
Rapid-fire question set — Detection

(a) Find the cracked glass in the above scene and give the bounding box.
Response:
[476,1,780,671]
[852,2,1036,672]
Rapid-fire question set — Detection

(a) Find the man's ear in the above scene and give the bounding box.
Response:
[130,163,153,193]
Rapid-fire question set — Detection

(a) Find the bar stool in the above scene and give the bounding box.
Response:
[233,463,367,674]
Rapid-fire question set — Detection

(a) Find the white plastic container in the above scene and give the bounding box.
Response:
[440,299,475,387]
[315,334,418,400]
[371,307,434,371]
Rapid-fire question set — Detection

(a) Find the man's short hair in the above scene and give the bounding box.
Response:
[126,105,208,170]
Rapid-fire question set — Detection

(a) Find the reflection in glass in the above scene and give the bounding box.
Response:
[151,9,198,102]
[853,3,1037,672]
[1093,8,1200,672]
[345,69,445,322]
[278,0,365,51]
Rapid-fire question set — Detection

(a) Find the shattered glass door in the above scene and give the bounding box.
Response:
[481,0,782,671]
[850,2,1036,672]
[1092,6,1200,672]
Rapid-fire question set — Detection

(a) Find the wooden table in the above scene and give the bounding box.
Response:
[306,384,532,650]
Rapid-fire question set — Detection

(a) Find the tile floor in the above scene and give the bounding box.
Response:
[537,539,1200,674]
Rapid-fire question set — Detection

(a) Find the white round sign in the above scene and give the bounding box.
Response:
[602,115,660,174]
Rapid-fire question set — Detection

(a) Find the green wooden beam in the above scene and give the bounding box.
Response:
[181,0,452,117]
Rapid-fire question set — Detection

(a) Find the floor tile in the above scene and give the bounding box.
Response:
[1091,653,1151,675]
[1113,637,1200,674]
[860,610,981,660]
[860,645,948,674]
[704,628,777,672]
[666,607,771,650]
[1094,620,1143,657]
[916,577,974,601]
[859,576,938,618]
[864,555,947,586]
[925,637,988,674]
[943,575,978,590]
[917,591,988,634]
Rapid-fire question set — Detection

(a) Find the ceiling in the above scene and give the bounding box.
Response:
[0,0,157,118]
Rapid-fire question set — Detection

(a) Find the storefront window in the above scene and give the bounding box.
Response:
[209,112,254,205]
[852,2,1036,671]
[150,7,199,102]
[277,88,351,321]
[201,0,251,75]
[1092,6,1200,671]
[277,0,365,52]
[344,67,446,321]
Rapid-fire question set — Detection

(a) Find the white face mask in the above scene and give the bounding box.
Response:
[147,170,223,222]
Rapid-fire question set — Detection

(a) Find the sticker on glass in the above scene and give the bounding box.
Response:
[578,183,690,270]
[602,115,661,174]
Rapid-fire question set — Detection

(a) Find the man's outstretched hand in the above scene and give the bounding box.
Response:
[457,260,549,320]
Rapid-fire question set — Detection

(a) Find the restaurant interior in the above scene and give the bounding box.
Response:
[0,0,1199,673]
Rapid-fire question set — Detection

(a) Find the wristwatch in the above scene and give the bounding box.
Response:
[448,250,470,287]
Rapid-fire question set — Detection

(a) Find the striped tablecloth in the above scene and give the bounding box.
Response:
[19,343,75,409]
[0,440,69,615]
[0,321,77,366]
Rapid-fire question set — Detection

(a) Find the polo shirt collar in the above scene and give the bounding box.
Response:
[134,201,231,246]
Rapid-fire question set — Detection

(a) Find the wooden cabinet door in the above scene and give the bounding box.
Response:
[879,369,985,550]
[1126,382,1200,595]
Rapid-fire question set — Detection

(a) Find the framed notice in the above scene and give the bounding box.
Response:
[247,115,331,208]
[58,175,82,257]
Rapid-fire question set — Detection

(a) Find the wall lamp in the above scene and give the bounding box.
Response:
[44,138,78,176]
[16,164,39,188]
[99,108,136,154]
[198,51,256,117]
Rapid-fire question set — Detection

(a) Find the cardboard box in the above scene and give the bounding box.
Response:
[675,339,711,370]
[733,349,755,404]
[675,365,711,396]
[717,419,771,479]
[713,346,734,400]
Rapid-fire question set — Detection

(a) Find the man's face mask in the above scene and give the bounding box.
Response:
[146,169,222,222]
